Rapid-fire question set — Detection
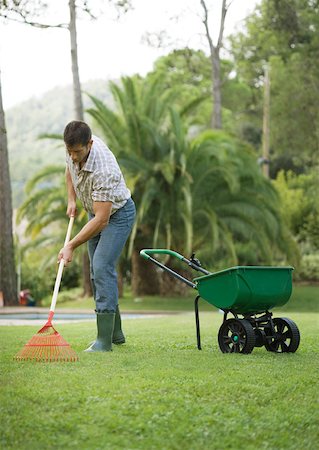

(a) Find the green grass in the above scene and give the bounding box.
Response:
[47,284,319,313]
[1,311,318,450]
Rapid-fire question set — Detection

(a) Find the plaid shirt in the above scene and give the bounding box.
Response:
[66,135,131,214]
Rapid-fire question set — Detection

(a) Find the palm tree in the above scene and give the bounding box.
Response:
[87,76,298,295]
[16,165,89,294]
[188,130,298,269]
[87,75,179,294]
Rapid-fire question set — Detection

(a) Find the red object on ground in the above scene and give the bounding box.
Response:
[14,313,78,362]
[19,290,29,306]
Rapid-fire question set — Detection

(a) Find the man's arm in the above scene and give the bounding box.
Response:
[58,201,112,265]
[66,167,77,217]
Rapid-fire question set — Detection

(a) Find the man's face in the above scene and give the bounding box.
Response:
[67,139,93,164]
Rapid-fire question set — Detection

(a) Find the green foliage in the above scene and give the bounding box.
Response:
[273,170,308,234]
[87,75,297,269]
[7,30,318,283]
[19,255,55,303]
[269,53,319,169]
[40,287,84,307]
[147,48,254,134]
[16,164,88,290]
[230,0,319,170]
[60,260,82,291]
[20,249,82,304]
[298,254,319,282]
[273,170,319,237]
[273,169,319,279]
[190,131,298,267]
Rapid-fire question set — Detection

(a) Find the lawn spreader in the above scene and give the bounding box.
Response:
[140,249,300,354]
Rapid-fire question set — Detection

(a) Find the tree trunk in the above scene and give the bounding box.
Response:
[200,0,228,130]
[0,70,18,305]
[68,0,92,297]
[69,0,84,121]
[159,263,192,297]
[211,48,222,129]
[131,246,160,296]
[262,65,270,177]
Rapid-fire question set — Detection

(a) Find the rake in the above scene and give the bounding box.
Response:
[15,216,79,362]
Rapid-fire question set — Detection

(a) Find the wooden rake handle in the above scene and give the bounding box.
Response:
[48,216,75,322]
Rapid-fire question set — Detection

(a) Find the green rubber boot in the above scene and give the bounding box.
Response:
[112,305,125,345]
[84,311,115,352]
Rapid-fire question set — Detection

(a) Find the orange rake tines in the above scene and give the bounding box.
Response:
[14,217,79,362]
[15,312,78,362]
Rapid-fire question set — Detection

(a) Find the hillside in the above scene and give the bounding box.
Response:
[6,79,114,206]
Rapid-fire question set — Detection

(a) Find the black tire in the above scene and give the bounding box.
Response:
[265,317,300,353]
[218,319,256,354]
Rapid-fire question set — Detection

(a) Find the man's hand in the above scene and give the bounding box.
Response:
[58,244,74,266]
[67,201,77,218]
[59,202,112,266]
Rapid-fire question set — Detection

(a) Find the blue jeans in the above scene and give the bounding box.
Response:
[87,198,136,312]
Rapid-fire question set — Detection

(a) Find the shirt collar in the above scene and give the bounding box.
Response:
[80,141,95,173]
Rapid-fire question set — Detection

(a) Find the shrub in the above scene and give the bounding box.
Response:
[295,254,319,282]
[20,261,54,304]
[20,256,81,305]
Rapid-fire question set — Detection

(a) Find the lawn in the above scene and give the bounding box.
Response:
[1,311,318,450]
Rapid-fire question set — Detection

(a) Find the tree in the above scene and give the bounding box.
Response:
[142,1,231,130]
[87,75,176,295]
[0,69,18,305]
[87,75,298,295]
[230,0,319,172]
[147,48,252,133]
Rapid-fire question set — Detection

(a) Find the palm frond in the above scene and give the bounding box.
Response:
[38,133,63,141]
[24,165,64,194]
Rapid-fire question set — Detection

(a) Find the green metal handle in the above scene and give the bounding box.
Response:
[139,248,196,288]
[140,249,184,261]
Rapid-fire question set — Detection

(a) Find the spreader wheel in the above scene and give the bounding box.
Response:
[218,319,256,354]
[265,317,300,353]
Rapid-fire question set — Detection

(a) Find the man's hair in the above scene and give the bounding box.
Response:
[63,121,92,147]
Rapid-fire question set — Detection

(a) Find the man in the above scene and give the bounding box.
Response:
[58,120,136,352]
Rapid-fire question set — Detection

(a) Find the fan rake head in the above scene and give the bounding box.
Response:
[15,322,78,362]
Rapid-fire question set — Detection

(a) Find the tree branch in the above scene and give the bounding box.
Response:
[2,13,68,28]
[217,0,228,50]
[200,0,215,56]
[80,0,98,20]
[1,8,68,28]
[0,2,68,28]
[200,0,231,53]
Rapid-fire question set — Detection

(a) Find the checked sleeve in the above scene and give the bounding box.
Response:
[91,169,121,204]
